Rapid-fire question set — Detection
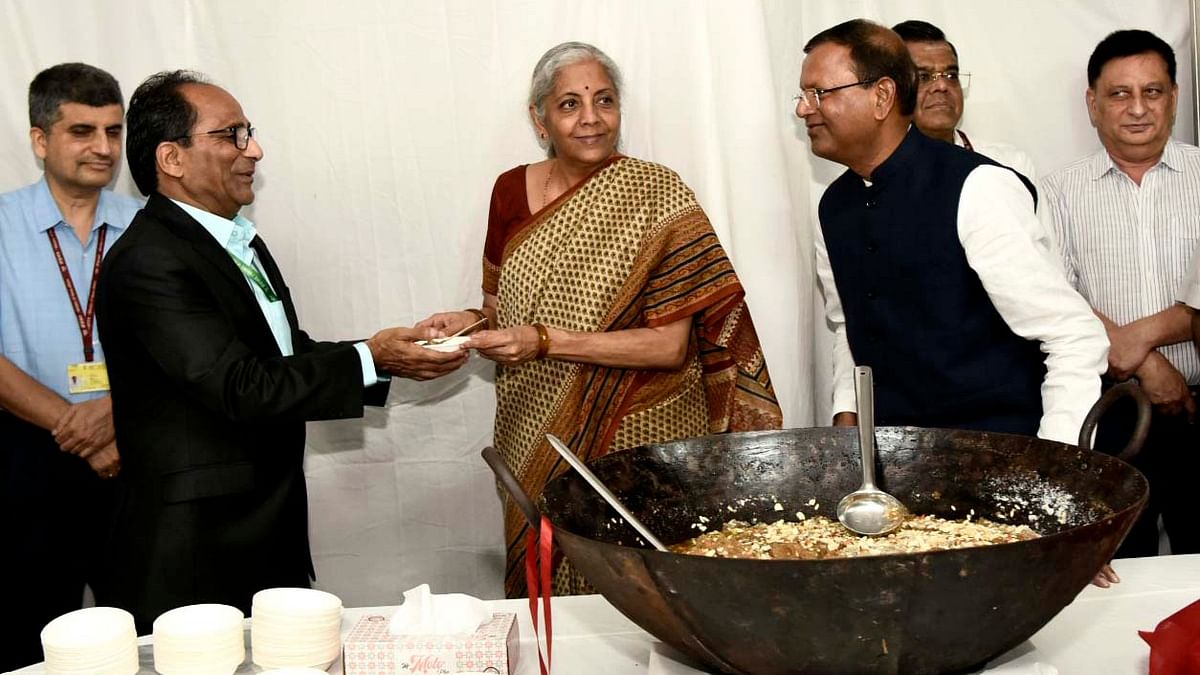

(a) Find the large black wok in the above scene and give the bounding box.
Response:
[484,386,1149,674]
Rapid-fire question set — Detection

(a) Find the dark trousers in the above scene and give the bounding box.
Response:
[0,412,114,671]
[1093,385,1200,558]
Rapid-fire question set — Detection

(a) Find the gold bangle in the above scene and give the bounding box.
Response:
[533,323,551,360]
[465,308,489,327]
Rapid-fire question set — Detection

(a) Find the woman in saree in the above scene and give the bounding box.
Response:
[422,41,782,597]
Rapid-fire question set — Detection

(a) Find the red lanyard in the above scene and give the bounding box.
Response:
[526,515,554,675]
[47,224,107,363]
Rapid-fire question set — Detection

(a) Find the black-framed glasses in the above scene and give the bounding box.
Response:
[174,125,256,150]
[794,77,882,110]
[917,70,971,88]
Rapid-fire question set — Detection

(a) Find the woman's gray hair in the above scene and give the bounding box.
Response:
[528,41,623,156]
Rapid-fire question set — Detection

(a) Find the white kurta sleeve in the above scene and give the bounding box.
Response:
[958,165,1109,443]
[813,222,856,418]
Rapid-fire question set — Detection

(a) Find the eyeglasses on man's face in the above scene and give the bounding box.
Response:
[174,125,256,150]
[917,70,971,89]
[794,77,882,111]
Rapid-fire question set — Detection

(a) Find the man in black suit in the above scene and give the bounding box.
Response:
[95,70,467,629]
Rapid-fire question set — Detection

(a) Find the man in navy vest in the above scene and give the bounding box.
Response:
[798,23,1106,459]
[799,17,1112,584]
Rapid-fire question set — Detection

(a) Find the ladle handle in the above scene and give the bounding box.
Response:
[482,446,542,528]
[1077,381,1151,461]
[546,434,669,552]
[854,366,878,490]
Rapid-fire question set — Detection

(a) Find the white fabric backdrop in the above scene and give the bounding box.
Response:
[0,0,1192,605]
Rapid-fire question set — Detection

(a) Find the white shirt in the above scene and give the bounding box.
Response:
[815,165,1108,444]
[956,129,1038,182]
[1040,139,1200,384]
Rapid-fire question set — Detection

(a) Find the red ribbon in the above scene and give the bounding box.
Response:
[526,515,554,675]
[1140,598,1200,675]
[47,225,108,363]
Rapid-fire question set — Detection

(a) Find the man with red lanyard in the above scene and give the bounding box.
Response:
[0,63,142,670]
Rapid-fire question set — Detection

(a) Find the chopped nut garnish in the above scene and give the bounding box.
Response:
[670,514,1038,560]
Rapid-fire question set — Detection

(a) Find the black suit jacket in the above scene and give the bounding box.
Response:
[95,193,388,627]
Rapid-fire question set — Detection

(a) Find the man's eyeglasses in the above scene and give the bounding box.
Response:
[174,125,256,150]
[794,77,882,110]
[917,71,971,88]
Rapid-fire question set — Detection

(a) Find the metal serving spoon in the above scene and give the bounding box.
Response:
[836,366,908,536]
[545,433,669,552]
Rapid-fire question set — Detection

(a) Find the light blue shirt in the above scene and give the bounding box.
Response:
[172,200,295,357]
[171,200,378,385]
[0,178,142,400]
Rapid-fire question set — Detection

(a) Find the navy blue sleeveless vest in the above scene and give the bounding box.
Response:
[819,128,1045,435]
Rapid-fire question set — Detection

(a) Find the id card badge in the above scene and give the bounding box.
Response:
[68,362,110,394]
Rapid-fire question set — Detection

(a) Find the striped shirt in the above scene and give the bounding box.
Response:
[1040,139,1200,384]
[1180,247,1200,308]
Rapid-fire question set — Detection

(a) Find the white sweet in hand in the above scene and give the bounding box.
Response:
[416,336,471,352]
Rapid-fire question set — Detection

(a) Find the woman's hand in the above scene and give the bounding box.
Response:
[466,317,692,369]
[466,326,541,365]
[416,310,478,337]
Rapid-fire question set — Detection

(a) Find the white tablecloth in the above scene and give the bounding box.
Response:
[14,555,1197,674]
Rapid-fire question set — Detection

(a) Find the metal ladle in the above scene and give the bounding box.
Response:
[545,434,668,552]
[836,366,908,536]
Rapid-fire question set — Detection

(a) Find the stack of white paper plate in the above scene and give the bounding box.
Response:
[40,607,138,675]
[251,588,343,670]
[152,604,245,674]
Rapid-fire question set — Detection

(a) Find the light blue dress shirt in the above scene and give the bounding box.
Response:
[172,200,295,357]
[171,200,378,385]
[0,178,142,401]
